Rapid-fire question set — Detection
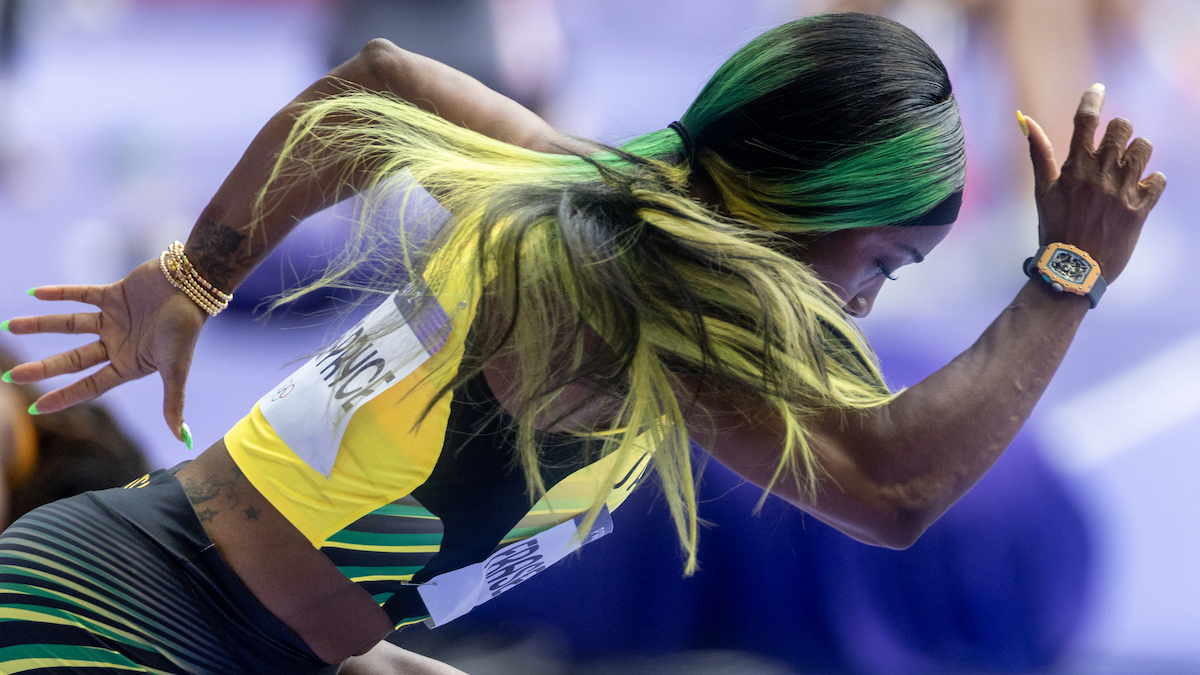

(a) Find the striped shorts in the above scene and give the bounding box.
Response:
[0,464,340,674]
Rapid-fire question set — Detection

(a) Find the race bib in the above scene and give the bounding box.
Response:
[418,507,614,627]
[257,284,451,477]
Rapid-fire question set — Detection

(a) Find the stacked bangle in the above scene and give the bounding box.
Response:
[159,241,233,316]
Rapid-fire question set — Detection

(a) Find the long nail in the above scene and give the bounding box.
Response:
[1,371,11,384]
[0,319,8,332]
[27,402,39,415]
[1016,110,1029,137]
[25,288,36,297]
[181,422,193,450]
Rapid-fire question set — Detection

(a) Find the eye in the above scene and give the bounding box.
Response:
[877,261,898,281]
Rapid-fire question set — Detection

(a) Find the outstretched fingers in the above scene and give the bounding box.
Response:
[1067,84,1106,161]
[1138,171,1168,211]
[28,284,109,306]
[4,312,102,336]
[1094,109,1163,209]
[31,364,125,414]
[1097,117,1134,168]
[10,342,109,384]
[1123,137,1153,176]
[1063,85,1157,202]
[1027,84,1167,285]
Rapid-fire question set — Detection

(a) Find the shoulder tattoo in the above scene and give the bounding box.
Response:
[182,472,238,507]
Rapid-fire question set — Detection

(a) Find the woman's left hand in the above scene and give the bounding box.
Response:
[1024,86,1168,283]
[5,259,207,444]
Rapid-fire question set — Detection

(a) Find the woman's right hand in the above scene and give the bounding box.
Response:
[1024,85,1167,284]
[5,259,208,445]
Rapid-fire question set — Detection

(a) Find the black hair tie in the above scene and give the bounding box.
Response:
[668,121,697,166]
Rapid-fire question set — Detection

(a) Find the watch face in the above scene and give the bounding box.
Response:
[1047,249,1091,284]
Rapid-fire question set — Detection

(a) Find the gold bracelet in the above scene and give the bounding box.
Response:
[164,249,227,315]
[168,241,233,303]
[159,242,232,316]
[160,252,221,315]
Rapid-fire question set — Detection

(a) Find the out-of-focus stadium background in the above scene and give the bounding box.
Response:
[0,0,1197,672]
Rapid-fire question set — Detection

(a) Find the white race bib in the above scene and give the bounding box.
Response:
[258,286,451,477]
[419,507,614,627]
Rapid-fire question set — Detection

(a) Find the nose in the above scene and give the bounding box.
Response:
[845,295,872,318]
[844,285,883,318]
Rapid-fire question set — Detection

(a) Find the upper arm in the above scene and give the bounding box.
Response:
[332,38,589,155]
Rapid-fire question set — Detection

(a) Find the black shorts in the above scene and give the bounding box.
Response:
[0,463,341,674]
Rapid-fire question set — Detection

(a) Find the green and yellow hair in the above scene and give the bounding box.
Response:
[258,12,966,573]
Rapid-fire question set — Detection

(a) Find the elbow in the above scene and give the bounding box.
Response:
[839,512,922,550]
[858,472,951,550]
[356,37,404,74]
[820,504,932,551]
[339,38,408,90]
[843,494,941,550]
[358,38,401,62]
[868,512,931,550]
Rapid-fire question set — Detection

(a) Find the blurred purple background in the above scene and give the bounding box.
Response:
[1,0,1198,672]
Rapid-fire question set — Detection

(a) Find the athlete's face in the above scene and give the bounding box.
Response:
[792,224,953,318]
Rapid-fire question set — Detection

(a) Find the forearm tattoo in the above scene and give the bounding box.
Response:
[186,215,261,292]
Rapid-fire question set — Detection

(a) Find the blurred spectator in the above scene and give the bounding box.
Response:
[817,0,1139,183]
[325,0,564,113]
[0,342,148,529]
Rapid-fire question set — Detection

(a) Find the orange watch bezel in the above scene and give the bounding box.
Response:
[1035,243,1102,295]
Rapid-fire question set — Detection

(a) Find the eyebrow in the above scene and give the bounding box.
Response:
[905,245,925,264]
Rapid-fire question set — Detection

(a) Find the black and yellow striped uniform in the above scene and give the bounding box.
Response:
[0,465,337,674]
[0,278,650,672]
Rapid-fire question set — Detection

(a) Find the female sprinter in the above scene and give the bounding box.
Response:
[0,12,1165,675]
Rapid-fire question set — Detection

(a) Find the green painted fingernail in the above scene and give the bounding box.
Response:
[1,371,11,384]
[1,319,9,332]
[27,402,39,415]
[26,288,36,297]
[180,422,193,450]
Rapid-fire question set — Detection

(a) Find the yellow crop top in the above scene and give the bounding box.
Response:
[224,276,650,628]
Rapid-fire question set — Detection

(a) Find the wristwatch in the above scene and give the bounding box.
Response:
[1023,242,1107,309]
